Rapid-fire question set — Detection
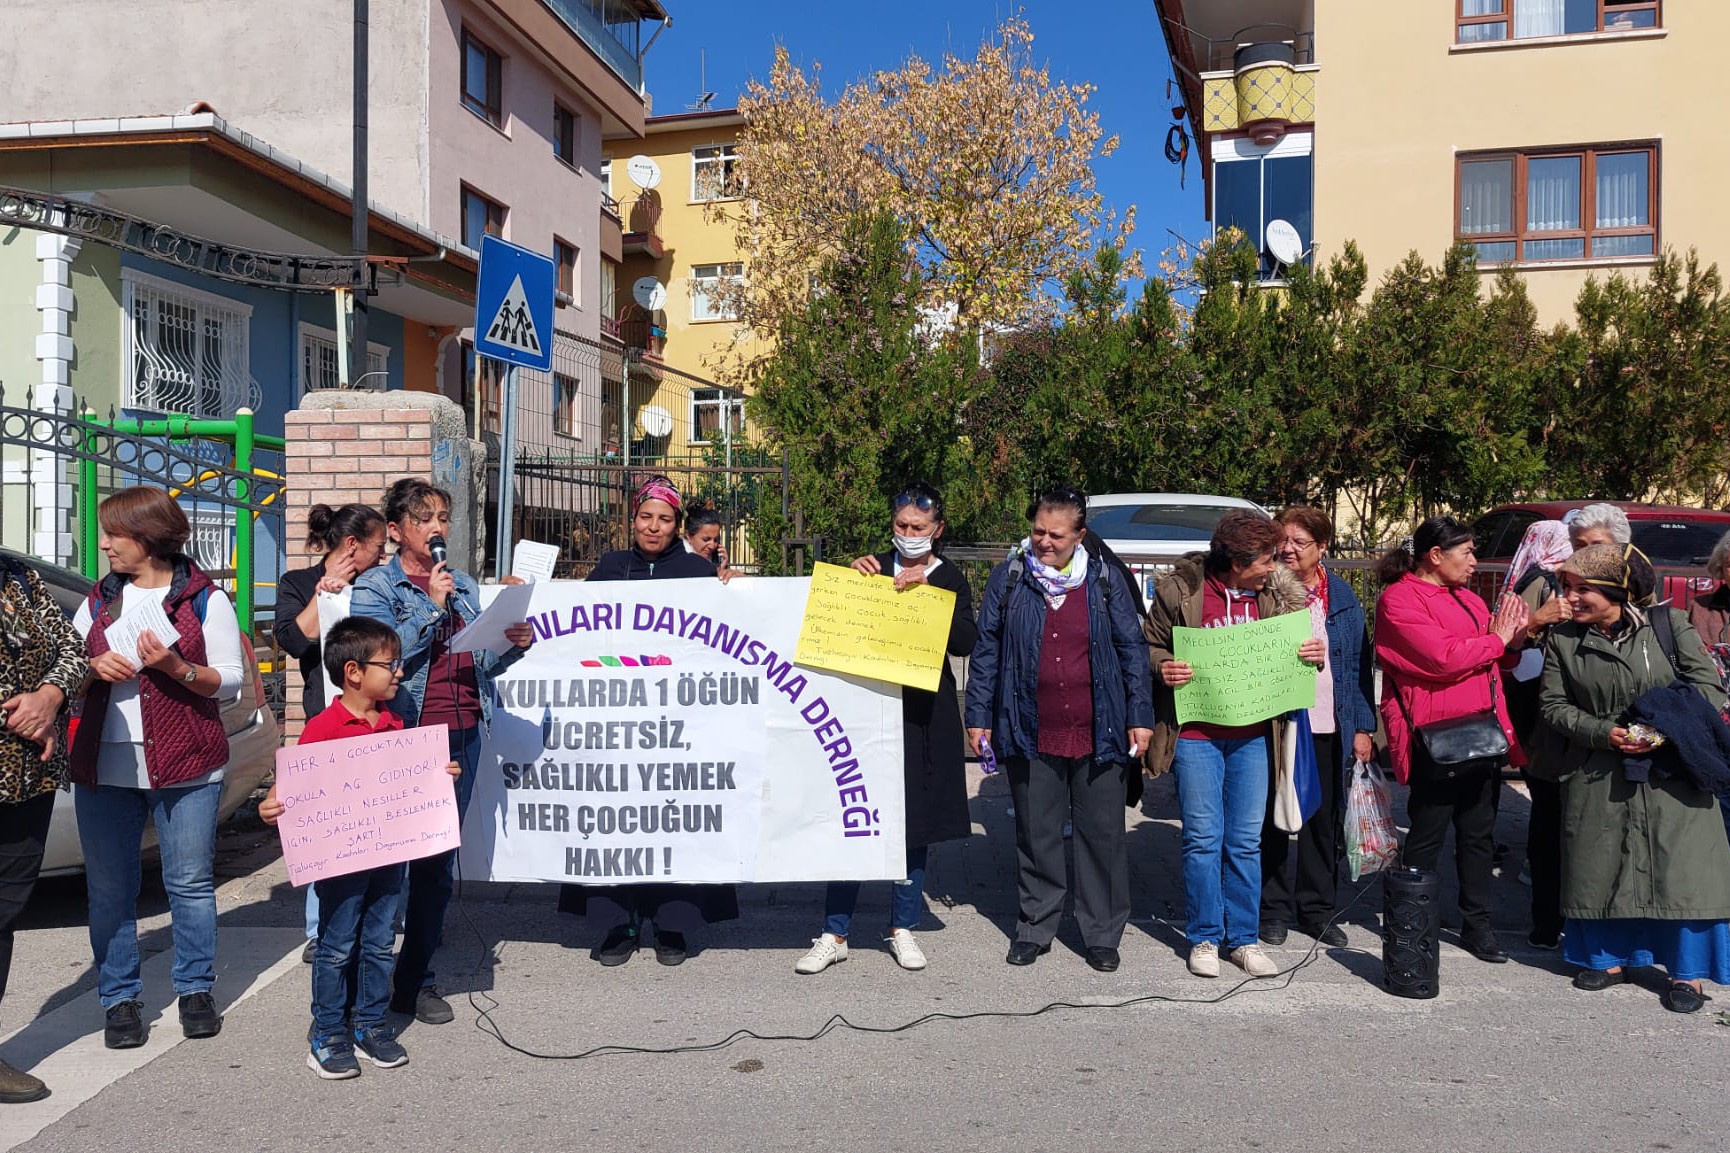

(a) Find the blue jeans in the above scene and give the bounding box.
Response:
[311,863,405,1035]
[304,885,320,941]
[823,845,930,937]
[76,779,222,1007]
[391,725,480,1006]
[1173,736,1269,950]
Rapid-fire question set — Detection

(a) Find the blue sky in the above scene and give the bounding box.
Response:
[641,1,1207,292]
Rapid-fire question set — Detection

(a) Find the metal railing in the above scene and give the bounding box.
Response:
[1191,23,1316,72]
[540,0,643,91]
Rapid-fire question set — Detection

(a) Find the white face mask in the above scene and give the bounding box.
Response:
[894,533,934,560]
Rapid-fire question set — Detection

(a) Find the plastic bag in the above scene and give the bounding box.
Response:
[1345,760,1401,881]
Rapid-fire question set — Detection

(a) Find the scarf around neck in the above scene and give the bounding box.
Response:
[1020,539,1089,609]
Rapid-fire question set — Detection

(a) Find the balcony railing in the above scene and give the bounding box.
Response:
[1193,24,1315,73]
[541,0,643,91]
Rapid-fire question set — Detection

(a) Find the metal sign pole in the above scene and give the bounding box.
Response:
[494,363,519,581]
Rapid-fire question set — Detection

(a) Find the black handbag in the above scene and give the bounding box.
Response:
[1390,592,1510,784]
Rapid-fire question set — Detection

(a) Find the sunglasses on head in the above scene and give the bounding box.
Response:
[894,491,936,511]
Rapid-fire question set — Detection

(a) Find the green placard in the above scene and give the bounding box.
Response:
[1172,611,1317,726]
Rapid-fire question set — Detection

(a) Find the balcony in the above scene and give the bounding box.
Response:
[539,0,665,93]
[617,192,664,259]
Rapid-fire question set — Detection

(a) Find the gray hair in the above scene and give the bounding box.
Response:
[1569,502,1631,546]
[1709,529,1730,582]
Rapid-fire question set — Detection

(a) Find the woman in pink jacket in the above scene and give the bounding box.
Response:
[1375,516,1529,964]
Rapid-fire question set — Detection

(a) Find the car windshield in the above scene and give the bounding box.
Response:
[1088,504,1241,542]
[1630,520,1730,566]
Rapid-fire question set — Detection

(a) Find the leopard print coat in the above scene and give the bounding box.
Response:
[0,565,88,802]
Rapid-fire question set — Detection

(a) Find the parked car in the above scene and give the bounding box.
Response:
[0,549,281,876]
[1471,501,1730,609]
[1087,493,1271,606]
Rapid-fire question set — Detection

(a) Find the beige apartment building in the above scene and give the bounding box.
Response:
[1157,0,1719,319]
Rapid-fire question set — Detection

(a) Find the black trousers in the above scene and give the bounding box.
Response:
[1261,731,1343,931]
[1402,770,1497,935]
[1005,754,1129,948]
[1521,770,1563,937]
[0,793,54,1004]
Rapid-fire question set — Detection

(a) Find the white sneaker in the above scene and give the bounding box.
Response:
[794,933,847,974]
[1188,941,1220,978]
[886,928,928,971]
[1231,944,1278,977]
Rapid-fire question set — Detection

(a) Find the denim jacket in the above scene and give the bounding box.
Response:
[349,555,525,729]
[1322,568,1377,766]
[964,553,1155,764]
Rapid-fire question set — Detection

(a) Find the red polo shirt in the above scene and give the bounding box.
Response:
[299,699,405,747]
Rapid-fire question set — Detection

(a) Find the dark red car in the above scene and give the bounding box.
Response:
[1472,501,1730,609]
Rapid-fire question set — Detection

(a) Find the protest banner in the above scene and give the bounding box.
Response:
[1172,612,1316,726]
[459,578,906,885]
[274,723,459,886]
[793,562,956,691]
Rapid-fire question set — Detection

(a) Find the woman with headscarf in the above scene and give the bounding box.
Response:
[1498,520,1576,949]
[561,475,735,966]
[1540,544,1730,1013]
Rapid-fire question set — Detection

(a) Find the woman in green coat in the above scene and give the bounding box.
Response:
[1539,544,1730,1014]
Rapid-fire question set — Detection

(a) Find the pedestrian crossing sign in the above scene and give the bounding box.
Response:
[474,235,555,371]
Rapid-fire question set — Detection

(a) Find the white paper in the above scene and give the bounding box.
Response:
[315,588,354,704]
[511,539,561,584]
[448,581,535,654]
[104,597,182,665]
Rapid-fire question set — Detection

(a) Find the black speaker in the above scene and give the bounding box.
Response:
[1382,866,1441,999]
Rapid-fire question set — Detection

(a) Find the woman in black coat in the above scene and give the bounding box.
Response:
[559,475,735,967]
[795,482,977,975]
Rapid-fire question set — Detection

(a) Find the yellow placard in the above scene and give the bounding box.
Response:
[794,562,957,692]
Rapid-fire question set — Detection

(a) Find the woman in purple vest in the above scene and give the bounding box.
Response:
[70,487,245,1051]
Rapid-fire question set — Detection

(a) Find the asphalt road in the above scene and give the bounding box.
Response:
[1,771,1726,1153]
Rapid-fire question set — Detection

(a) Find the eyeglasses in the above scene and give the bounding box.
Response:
[1285,537,1319,551]
[364,659,405,673]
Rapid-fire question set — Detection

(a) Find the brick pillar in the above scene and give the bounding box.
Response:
[281,394,476,740]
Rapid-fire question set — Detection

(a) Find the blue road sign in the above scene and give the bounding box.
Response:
[473,234,556,371]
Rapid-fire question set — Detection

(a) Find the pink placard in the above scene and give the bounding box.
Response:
[274,723,459,886]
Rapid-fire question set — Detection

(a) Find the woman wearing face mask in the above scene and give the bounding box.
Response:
[1147,510,1319,979]
[562,476,736,967]
[965,486,1154,973]
[1374,516,1529,965]
[274,502,388,962]
[795,483,976,975]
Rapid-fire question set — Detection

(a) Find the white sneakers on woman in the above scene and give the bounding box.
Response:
[1230,944,1279,977]
[1188,941,1220,977]
[795,929,928,973]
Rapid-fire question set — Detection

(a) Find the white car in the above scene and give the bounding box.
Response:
[4,550,281,877]
[1086,493,1271,607]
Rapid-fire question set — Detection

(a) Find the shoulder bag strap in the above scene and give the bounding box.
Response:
[1649,606,1683,679]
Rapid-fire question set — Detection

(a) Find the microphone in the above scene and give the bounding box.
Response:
[429,534,448,567]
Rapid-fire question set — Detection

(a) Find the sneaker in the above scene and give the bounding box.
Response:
[410,987,453,1025]
[795,933,848,974]
[886,928,927,971]
[103,1000,147,1050]
[178,992,222,1039]
[594,924,637,967]
[1231,944,1279,977]
[0,1058,48,1104]
[301,939,317,964]
[307,1034,361,1080]
[352,1025,410,1069]
[1187,941,1220,978]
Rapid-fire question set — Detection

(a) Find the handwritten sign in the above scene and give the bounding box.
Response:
[274,723,458,886]
[793,562,955,691]
[1173,612,1315,726]
[104,596,181,665]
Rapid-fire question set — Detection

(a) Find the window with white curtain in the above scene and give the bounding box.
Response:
[1458,0,1659,42]
[1455,145,1656,263]
[690,262,743,321]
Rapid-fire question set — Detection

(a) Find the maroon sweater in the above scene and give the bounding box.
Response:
[1036,586,1094,758]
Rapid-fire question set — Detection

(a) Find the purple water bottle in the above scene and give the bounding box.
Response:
[979,737,999,775]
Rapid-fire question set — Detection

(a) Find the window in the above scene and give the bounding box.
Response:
[690,261,742,321]
[692,143,742,201]
[121,270,252,417]
[185,506,236,575]
[461,186,506,248]
[600,156,612,198]
[1457,145,1656,263]
[600,258,619,331]
[461,30,503,125]
[298,323,389,393]
[690,387,745,443]
[1211,135,1313,280]
[1457,0,1659,42]
[554,238,577,307]
[553,372,582,438]
[553,103,577,166]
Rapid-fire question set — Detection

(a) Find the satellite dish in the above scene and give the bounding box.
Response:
[639,405,674,438]
[626,155,662,190]
[1265,218,1304,266]
[632,276,668,312]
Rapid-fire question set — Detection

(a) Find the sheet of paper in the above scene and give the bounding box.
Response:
[793,562,956,692]
[449,581,535,654]
[315,588,353,705]
[1172,612,1316,727]
[104,596,182,665]
[511,539,561,584]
